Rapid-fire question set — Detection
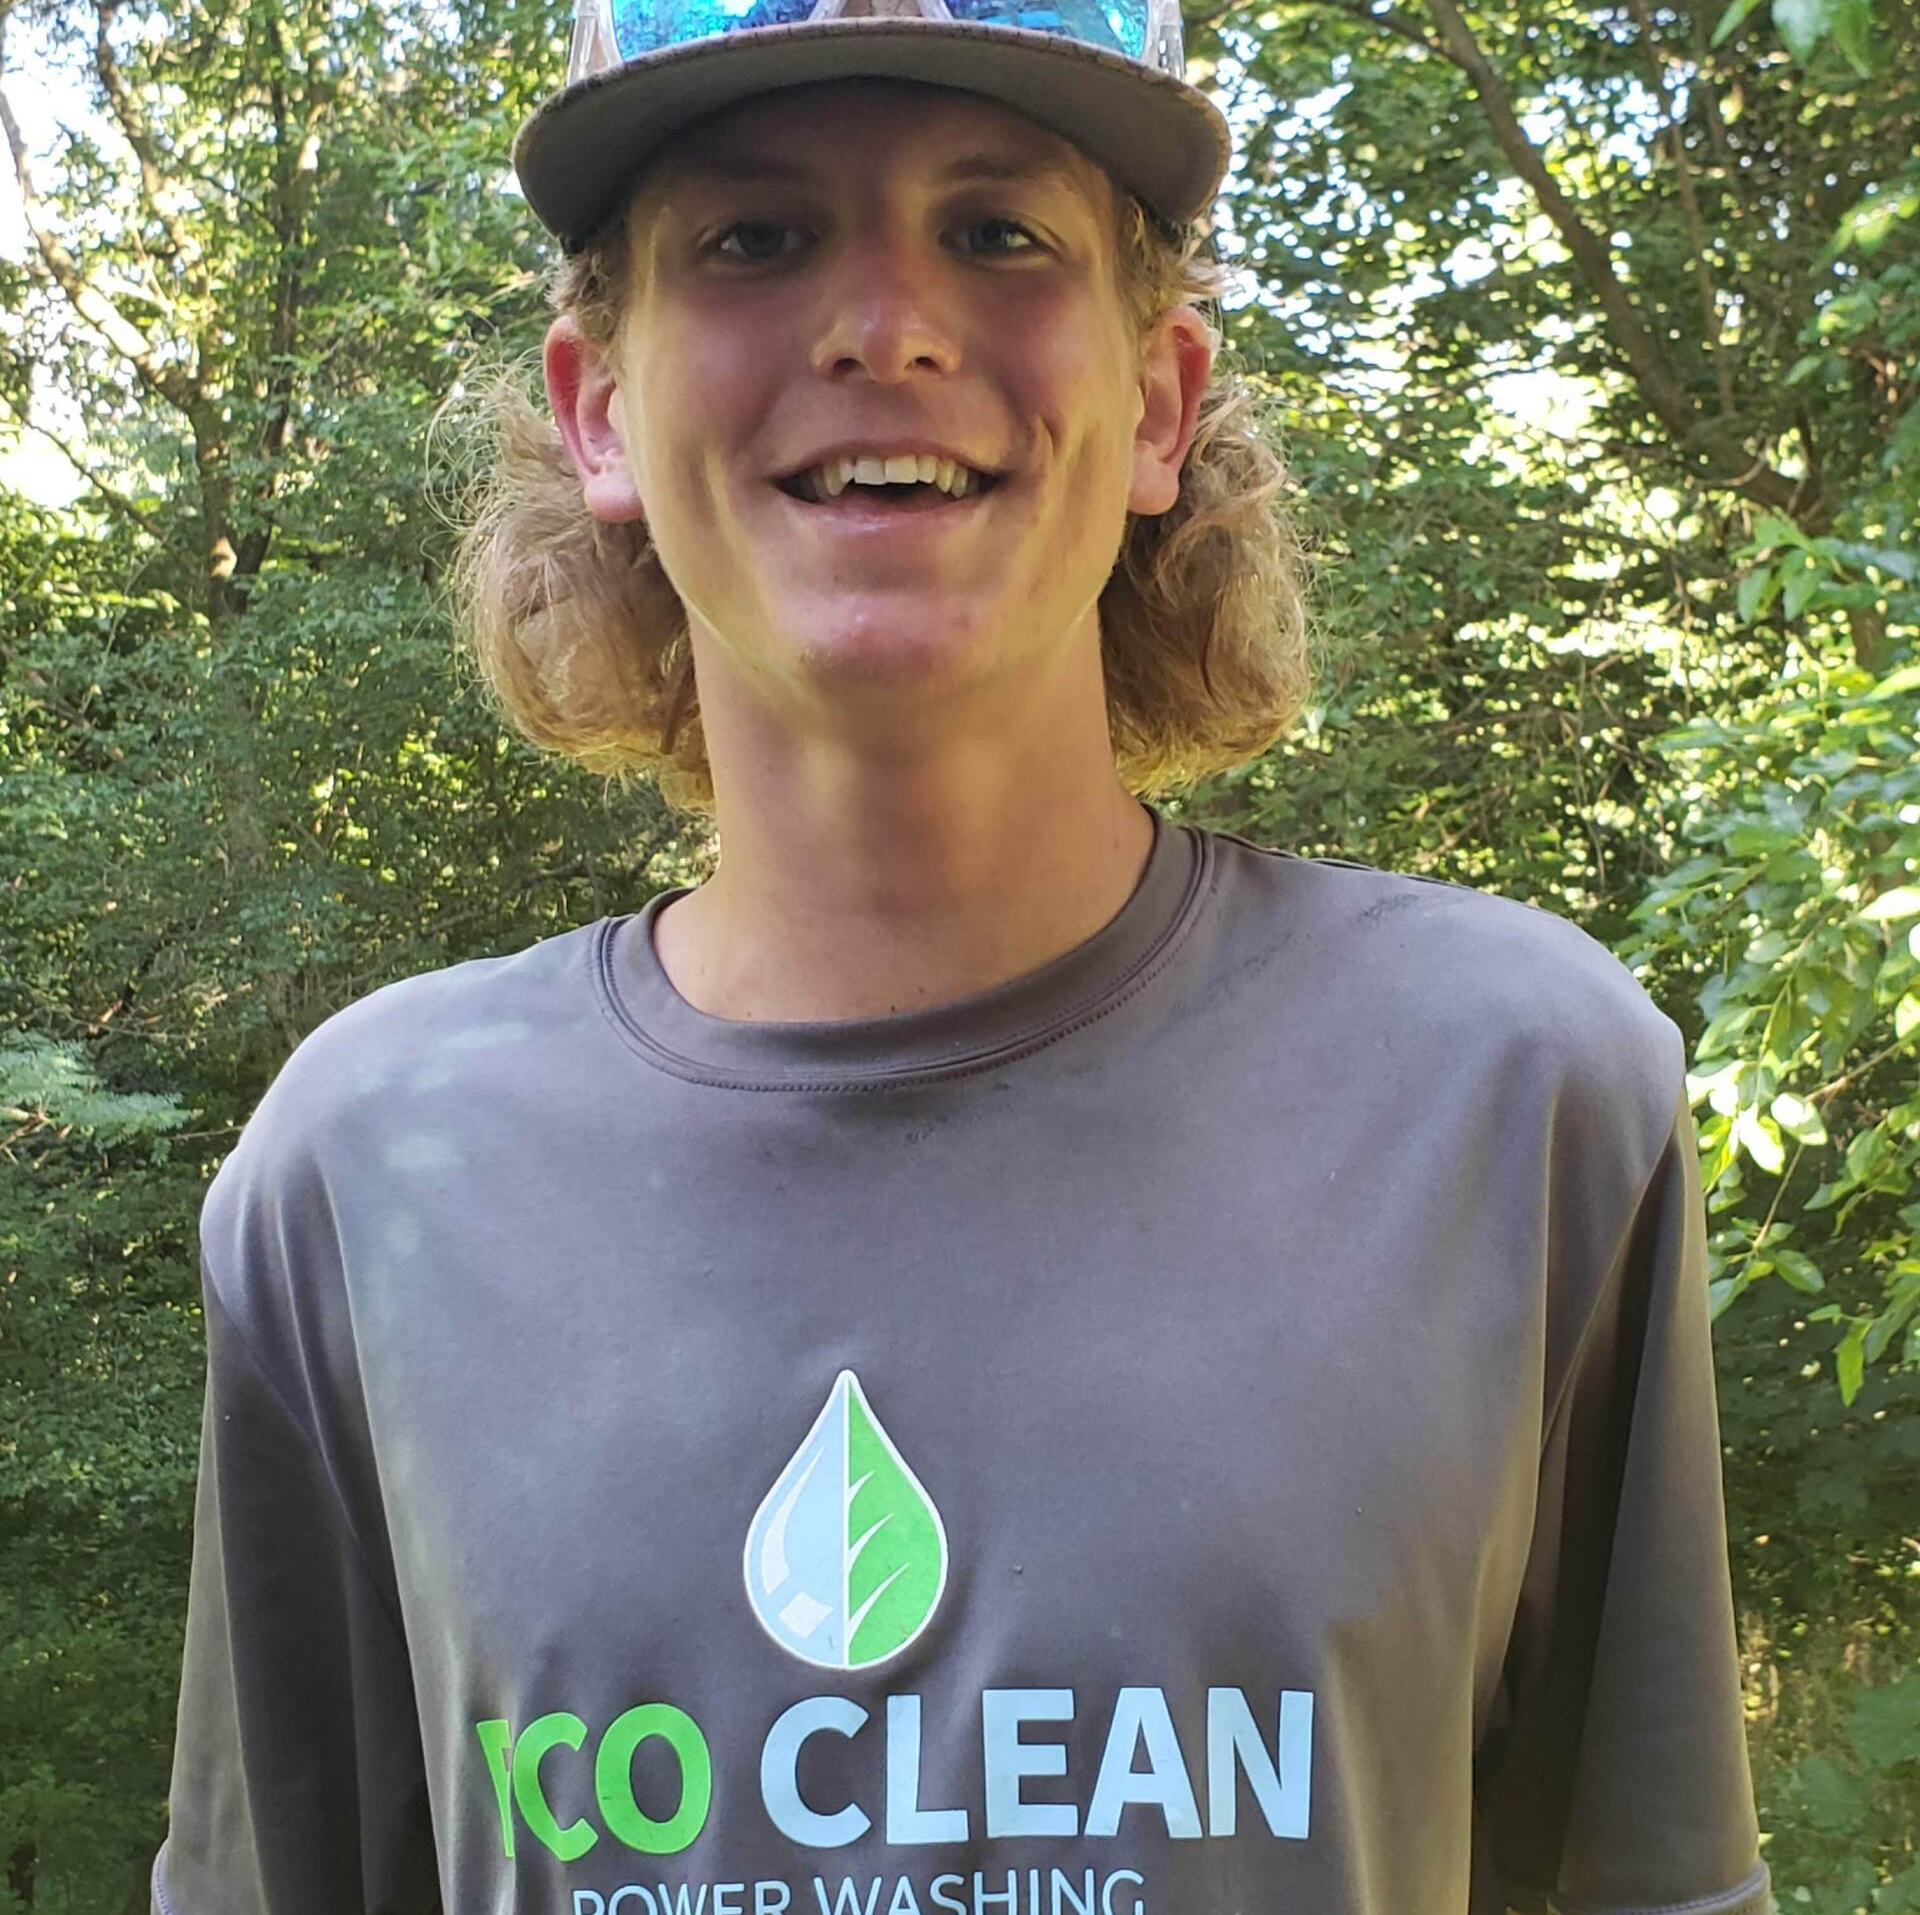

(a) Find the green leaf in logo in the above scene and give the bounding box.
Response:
[845,1379,946,1665]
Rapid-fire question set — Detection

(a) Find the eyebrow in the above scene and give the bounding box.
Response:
[661,149,1092,198]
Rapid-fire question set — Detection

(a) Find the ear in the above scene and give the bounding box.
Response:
[544,314,647,524]
[1127,302,1214,517]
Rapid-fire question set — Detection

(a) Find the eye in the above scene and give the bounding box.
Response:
[960,216,1041,257]
[704,213,1041,264]
[711,219,805,263]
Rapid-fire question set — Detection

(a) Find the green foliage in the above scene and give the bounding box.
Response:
[0,1027,209,1908]
[1623,647,1920,1394]
[1616,137,1920,1409]
[1750,1673,1920,1913]
[0,1037,193,1147]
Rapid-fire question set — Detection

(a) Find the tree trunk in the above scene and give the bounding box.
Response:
[8,1839,35,1909]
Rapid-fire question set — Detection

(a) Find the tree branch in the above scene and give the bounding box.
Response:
[1813,1033,1916,1109]
[1311,0,1442,54]
[1190,0,1442,54]
[92,0,208,306]
[0,10,195,416]
[1686,3,1748,215]
[1415,0,1818,521]
[0,378,159,537]
[1623,0,1736,418]
[230,12,326,586]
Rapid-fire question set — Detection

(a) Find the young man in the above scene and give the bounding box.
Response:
[152,4,1772,1913]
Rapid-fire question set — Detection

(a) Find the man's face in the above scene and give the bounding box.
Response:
[555,80,1205,727]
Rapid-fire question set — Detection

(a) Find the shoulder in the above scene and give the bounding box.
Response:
[1198,828,1685,1154]
[200,921,602,1248]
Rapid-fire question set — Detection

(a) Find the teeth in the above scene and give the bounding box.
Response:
[798,455,989,501]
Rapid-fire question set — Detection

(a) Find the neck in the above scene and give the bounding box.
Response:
[650,623,1155,1024]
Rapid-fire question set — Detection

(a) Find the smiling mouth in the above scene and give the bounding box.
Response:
[776,477,1003,512]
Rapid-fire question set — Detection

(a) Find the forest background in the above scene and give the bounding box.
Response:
[0,0,1916,1907]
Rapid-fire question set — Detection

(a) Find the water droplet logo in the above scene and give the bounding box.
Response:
[743,1370,949,1670]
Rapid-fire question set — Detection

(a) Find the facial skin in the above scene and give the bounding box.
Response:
[545,78,1214,1022]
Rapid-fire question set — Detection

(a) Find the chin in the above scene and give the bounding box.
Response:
[783,600,1010,692]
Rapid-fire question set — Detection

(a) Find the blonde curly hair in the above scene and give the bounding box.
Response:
[447,121,1309,816]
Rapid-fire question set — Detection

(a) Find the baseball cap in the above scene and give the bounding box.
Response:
[513,0,1232,253]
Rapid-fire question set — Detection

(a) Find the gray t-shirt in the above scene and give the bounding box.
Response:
[153,807,1770,1915]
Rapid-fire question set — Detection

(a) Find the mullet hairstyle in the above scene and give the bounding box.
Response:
[445,182,1310,816]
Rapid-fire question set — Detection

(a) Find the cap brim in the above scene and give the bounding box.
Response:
[512,19,1230,250]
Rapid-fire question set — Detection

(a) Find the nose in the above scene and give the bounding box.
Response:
[808,223,962,383]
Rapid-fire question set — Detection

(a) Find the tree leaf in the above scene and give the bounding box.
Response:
[1829,539,1917,581]
[1863,1291,1917,1364]
[1771,1091,1829,1143]
[1859,884,1920,922]
[1787,1750,1868,1830]
[1872,1859,1920,1915]
[1835,1318,1868,1405]
[1831,0,1875,78]
[1727,820,1796,856]
[1771,1248,1825,1294]
[1772,0,1839,62]
[1844,1125,1889,1181]
[1712,0,1770,42]
[1845,1671,1920,1769]
[1736,1105,1786,1174]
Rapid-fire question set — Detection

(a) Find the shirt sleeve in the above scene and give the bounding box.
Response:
[1475,1091,1772,1915]
[151,1263,442,1915]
